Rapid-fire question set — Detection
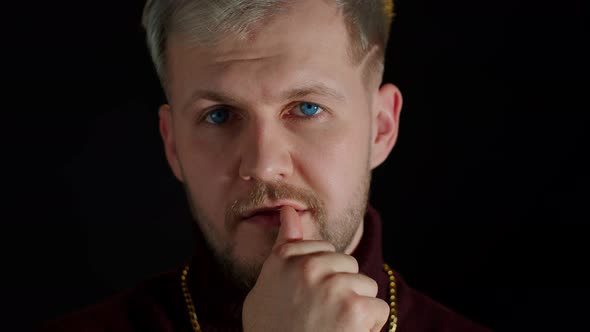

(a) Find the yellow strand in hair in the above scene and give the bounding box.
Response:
[384,0,395,19]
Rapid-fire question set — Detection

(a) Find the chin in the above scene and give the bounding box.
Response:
[219,231,276,289]
[221,249,269,292]
[233,222,279,255]
[234,236,276,267]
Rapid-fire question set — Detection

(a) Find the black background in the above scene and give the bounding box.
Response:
[3,0,588,331]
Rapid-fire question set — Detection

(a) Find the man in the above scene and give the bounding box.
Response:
[39,0,491,331]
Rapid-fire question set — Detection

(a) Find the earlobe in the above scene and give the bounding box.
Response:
[159,105,184,182]
[370,83,403,170]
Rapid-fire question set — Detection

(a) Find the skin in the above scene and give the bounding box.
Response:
[159,0,402,330]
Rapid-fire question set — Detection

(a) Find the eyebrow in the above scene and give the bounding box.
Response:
[281,82,347,104]
[184,82,346,112]
[184,91,240,111]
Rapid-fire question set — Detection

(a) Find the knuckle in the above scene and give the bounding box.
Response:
[348,256,359,273]
[324,274,345,298]
[274,242,295,259]
[299,256,322,283]
[377,298,390,316]
[341,296,365,318]
[375,298,391,326]
[366,276,378,295]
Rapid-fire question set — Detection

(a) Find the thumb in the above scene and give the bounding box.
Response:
[273,206,303,248]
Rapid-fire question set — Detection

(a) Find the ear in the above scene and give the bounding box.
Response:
[159,104,185,182]
[369,83,403,170]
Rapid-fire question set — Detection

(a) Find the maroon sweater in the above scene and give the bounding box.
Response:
[38,206,491,332]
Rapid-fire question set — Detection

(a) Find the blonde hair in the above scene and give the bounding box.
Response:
[142,0,395,89]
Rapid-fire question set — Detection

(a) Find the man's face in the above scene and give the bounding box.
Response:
[159,0,401,289]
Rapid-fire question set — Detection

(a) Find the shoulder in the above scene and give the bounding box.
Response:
[36,289,135,332]
[395,273,492,332]
[36,269,179,332]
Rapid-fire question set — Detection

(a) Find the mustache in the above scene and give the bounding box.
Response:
[225,181,325,228]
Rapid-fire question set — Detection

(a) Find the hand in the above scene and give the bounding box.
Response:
[242,206,389,332]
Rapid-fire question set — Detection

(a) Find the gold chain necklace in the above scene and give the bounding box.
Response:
[181,263,398,332]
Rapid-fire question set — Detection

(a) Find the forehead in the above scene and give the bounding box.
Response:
[165,0,364,109]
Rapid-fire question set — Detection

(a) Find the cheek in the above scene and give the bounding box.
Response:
[295,120,370,211]
[175,129,235,222]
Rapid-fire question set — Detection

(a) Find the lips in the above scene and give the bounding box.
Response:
[241,203,306,219]
[243,210,282,227]
[241,204,307,227]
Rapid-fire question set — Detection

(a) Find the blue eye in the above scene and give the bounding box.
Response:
[298,102,322,116]
[205,108,230,124]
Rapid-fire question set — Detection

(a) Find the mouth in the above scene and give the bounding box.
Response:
[241,204,307,227]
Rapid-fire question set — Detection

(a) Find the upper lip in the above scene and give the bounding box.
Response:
[241,201,307,219]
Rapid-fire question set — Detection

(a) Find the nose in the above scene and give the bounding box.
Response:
[238,119,293,182]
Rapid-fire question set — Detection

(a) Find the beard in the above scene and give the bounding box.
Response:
[181,172,371,293]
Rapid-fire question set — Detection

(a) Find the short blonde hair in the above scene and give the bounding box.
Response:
[142,0,395,90]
